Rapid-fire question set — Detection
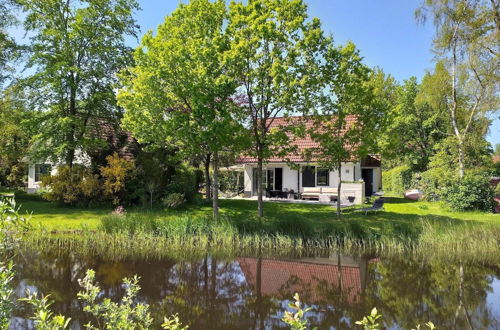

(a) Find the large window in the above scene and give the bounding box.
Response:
[317,168,329,186]
[35,164,51,182]
[302,166,315,187]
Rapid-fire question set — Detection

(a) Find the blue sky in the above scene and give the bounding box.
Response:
[10,0,499,145]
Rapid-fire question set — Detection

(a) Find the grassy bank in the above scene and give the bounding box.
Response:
[13,195,500,231]
[5,189,499,261]
[20,211,500,263]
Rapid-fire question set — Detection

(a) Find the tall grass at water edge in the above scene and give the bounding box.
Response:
[20,213,500,263]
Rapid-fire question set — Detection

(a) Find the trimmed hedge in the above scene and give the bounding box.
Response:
[382,165,412,195]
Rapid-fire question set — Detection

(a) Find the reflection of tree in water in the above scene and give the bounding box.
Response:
[153,255,263,329]
[9,249,500,329]
[364,257,500,329]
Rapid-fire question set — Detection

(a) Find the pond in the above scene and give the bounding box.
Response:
[8,249,500,329]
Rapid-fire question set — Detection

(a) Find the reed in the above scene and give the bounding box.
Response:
[19,213,500,263]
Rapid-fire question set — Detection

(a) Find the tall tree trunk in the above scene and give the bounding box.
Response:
[458,141,465,178]
[65,78,77,167]
[257,156,264,217]
[212,151,219,218]
[204,153,212,201]
[336,162,342,219]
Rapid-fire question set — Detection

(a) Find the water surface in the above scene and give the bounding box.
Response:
[9,250,500,329]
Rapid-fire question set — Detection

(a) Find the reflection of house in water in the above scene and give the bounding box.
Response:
[238,255,375,305]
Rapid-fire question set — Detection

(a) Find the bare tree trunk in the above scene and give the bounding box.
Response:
[336,162,342,219]
[458,141,465,178]
[212,151,219,218]
[204,153,212,201]
[257,156,264,217]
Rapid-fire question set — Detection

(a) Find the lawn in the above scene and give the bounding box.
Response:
[12,193,499,231]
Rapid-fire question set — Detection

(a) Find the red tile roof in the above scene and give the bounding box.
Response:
[493,155,500,163]
[237,115,359,163]
[238,257,363,305]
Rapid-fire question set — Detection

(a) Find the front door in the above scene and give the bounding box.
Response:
[361,168,374,196]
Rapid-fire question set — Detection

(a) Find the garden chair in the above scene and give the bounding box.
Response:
[357,198,385,215]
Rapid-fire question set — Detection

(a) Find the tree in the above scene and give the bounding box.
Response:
[118,0,245,218]
[0,85,34,187]
[494,143,500,155]
[0,0,19,87]
[306,42,376,218]
[17,0,139,166]
[226,0,327,217]
[379,75,448,171]
[416,0,500,177]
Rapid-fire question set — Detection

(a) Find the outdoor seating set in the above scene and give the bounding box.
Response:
[266,188,297,199]
[301,187,338,202]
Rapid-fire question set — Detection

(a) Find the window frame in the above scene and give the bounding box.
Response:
[35,164,51,182]
[316,168,330,186]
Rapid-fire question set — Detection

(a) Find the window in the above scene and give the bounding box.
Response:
[317,168,329,186]
[302,166,315,187]
[35,164,51,182]
[267,169,274,190]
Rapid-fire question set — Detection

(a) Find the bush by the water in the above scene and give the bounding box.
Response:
[442,173,495,212]
[382,165,412,195]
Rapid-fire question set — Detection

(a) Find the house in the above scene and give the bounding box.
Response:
[27,119,138,193]
[237,116,382,205]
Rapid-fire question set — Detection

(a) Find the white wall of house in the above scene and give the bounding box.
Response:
[242,162,370,204]
[27,163,58,193]
[26,150,91,193]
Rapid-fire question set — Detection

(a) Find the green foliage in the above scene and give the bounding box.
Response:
[41,165,101,206]
[162,193,186,209]
[355,308,382,330]
[282,293,313,330]
[416,0,499,177]
[100,153,136,206]
[0,262,14,329]
[20,291,71,329]
[77,269,153,329]
[379,76,447,171]
[0,197,31,239]
[166,166,198,202]
[0,86,32,188]
[494,144,500,156]
[226,0,327,216]
[355,307,435,330]
[161,314,189,330]
[219,171,243,196]
[17,0,139,165]
[0,0,19,85]
[382,165,412,195]
[442,173,495,212]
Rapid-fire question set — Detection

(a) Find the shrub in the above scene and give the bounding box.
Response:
[100,153,136,205]
[41,165,101,205]
[382,165,412,195]
[162,193,186,209]
[442,173,495,212]
[166,165,198,202]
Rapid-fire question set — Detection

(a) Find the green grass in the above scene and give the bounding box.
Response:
[13,194,499,232]
[5,190,498,261]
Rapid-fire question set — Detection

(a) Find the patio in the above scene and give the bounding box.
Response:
[222,195,356,207]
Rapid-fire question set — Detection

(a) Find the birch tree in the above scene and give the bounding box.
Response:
[417,0,500,177]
